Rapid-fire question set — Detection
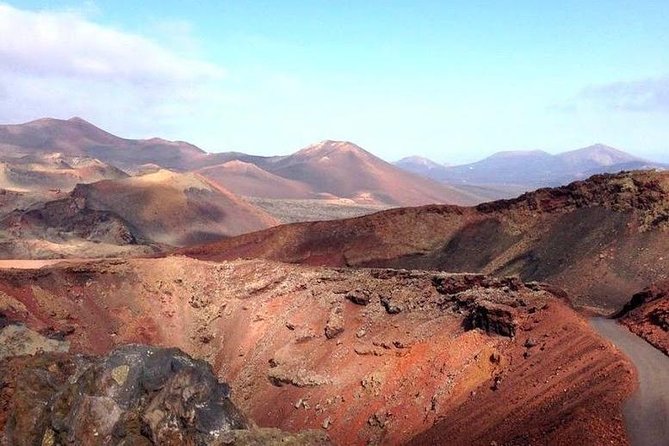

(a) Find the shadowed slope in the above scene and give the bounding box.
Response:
[617,281,669,355]
[183,170,669,311]
[68,170,278,246]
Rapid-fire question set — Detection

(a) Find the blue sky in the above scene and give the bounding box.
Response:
[1,1,668,163]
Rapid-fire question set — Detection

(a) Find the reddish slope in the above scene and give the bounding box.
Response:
[182,171,669,311]
[0,257,634,445]
[256,140,484,206]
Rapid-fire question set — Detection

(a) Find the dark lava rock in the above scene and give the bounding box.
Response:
[379,295,402,314]
[2,345,249,445]
[615,283,669,318]
[463,302,516,338]
[524,338,538,348]
[346,289,371,306]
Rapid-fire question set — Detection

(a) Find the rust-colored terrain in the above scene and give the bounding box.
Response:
[0,117,666,445]
[617,281,669,355]
[184,170,669,311]
[0,257,634,445]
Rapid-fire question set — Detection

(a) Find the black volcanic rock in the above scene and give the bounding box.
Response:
[2,345,249,445]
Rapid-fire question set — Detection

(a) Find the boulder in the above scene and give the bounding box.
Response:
[2,345,249,445]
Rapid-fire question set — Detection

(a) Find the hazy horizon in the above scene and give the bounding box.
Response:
[1,1,668,164]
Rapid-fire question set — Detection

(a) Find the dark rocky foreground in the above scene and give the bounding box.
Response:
[0,344,330,446]
[616,281,669,356]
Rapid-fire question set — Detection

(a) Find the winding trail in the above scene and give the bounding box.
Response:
[590,318,669,446]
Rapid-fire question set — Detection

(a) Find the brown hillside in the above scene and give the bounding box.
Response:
[0,117,207,170]
[183,170,669,311]
[0,170,278,258]
[199,160,314,199]
[0,153,128,193]
[69,170,278,246]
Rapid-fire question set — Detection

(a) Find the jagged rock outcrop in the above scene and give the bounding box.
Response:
[477,170,669,231]
[433,275,540,338]
[0,344,329,446]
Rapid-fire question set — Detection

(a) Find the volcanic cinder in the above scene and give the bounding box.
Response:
[0,257,634,445]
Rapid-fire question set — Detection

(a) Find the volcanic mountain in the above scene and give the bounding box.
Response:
[0,117,207,171]
[0,257,634,445]
[394,155,448,177]
[397,144,666,192]
[226,140,485,206]
[183,170,669,311]
[0,170,277,258]
[0,118,489,208]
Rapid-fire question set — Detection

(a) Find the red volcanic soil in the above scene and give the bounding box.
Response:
[0,257,634,445]
[617,281,669,355]
[182,170,669,311]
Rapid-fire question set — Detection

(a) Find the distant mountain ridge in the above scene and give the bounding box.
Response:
[2,117,666,208]
[394,144,667,192]
[0,118,486,208]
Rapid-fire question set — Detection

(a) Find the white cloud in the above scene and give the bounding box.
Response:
[0,3,223,84]
[580,76,669,113]
[0,2,226,142]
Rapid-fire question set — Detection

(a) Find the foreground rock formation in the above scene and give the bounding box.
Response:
[183,170,669,311]
[0,342,330,445]
[0,257,635,445]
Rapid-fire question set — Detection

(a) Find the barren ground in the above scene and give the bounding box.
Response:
[0,257,635,445]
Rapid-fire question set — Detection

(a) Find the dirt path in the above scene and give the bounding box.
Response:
[0,259,69,269]
[590,318,669,446]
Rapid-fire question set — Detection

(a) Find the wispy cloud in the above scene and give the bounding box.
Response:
[0,2,225,139]
[580,76,669,113]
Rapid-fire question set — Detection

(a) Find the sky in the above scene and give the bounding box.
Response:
[1,1,668,164]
